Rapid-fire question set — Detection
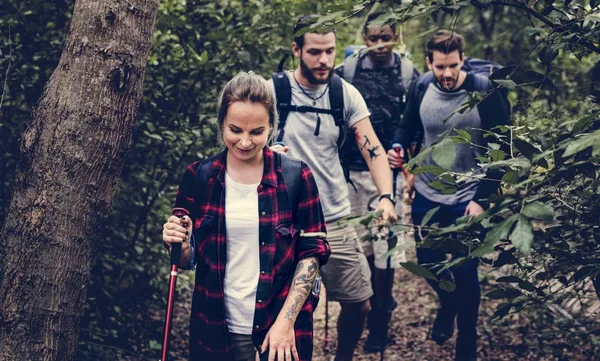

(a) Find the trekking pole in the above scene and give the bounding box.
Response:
[324,294,331,353]
[391,143,408,178]
[160,207,187,361]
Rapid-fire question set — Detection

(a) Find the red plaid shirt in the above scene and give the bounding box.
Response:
[174,148,330,361]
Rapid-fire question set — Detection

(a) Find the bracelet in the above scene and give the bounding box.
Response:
[379,193,396,206]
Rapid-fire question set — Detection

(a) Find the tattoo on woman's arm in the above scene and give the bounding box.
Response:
[283,258,318,321]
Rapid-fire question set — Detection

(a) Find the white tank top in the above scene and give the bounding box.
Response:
[223,172,260,334]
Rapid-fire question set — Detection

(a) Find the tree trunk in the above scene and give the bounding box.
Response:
[0,0,159,360]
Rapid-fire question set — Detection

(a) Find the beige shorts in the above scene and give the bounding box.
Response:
[321,219,373,303]
[347,170,407,269]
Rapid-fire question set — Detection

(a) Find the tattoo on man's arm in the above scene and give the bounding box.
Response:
[283,258,318,321]
[352,127,381,163]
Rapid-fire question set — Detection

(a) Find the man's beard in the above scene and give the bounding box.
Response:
[436,74,459,91]
[300,58,333,85]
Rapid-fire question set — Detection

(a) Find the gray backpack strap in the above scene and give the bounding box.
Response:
[399,54,415,91]
[343,55,360,84]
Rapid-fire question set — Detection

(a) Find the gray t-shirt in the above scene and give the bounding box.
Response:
[415,83,485,204]
[269,71,371,222]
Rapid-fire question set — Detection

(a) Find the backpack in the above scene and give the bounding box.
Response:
[463,57,509,100]
[271,55,347,151]
[462,57,503,77]
[195,152,303,213]
[413,56,509,108]
[342,49,416,92]
[272,55,355,189]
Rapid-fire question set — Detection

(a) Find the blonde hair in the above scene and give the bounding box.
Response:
[217,71,278,144]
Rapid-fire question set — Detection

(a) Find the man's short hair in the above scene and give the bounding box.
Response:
[293,14,336,49]
[426,30,464,62]
[363,12,396,35]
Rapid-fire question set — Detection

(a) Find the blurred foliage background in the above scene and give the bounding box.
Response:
[1,0,599,360]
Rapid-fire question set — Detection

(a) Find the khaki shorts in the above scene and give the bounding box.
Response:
[347,170,407,269]
[321,219,373,303]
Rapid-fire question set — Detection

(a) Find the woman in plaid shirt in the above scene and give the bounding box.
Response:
[162,72,330,361]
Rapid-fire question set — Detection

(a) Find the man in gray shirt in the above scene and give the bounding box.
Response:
[388,30,510,361]
[270,15,397,361]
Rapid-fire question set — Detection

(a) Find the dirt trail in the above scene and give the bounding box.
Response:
[311,246,600,361]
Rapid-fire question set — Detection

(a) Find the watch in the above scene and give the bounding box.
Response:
[379,193,396,206]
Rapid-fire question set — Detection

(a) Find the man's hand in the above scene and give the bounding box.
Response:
[260,319,298,361]
[386,148,404,169]
[464,200,484,219]
[376,197,398,223]
[270,144,289,154]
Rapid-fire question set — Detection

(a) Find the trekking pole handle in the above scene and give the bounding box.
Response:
[171,208,189,265]
[391,143,409,178]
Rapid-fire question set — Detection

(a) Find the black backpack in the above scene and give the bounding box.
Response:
[271,56,357,189]
[463,57,509,100]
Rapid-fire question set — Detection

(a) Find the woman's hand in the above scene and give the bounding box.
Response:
[162,215,192,251]
[260,319,299,361]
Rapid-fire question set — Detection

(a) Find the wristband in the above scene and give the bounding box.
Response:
[379,193,396,206]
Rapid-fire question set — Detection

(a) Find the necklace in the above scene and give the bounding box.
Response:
[293,72,329,106]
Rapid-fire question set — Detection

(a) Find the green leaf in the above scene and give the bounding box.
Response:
[407,146,432,169]
[496,276,522,283]
[562,130,600,158]
[453,129,472,142]
[513,138,548,168]
[572,113,599,134]
[520,26,542,37]
[428,180,457,194]
[501,170,519,184]
[237,50,251,63]
[573,265,599,282]
[493,79,517,90]
[522,202,554,222]
[486,287,521,300]
[146,133,163,141]
[439,280,456,292]
[510,215,534,253]
[517,280,536,292]
[472,215,517,257]
[432,139,457,170]
[400,261,437,281]
[492,302,512,319]
[484,214,518,243]
[421,206,440,226]
[538,45,559,65]
[411,165,445,176]
[149,340,162,350]
[485,289,506,299]
[200,50,208,64]
[491,149,505,161]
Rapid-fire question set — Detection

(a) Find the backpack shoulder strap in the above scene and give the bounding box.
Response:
[343,55,360,84]
[328,73,345,148]
[272,72,293,143]
[415,72,436,107]
[195,155,217,187]
[399,54,415,91]
[279,154,303,211]
[472,74,492,92]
